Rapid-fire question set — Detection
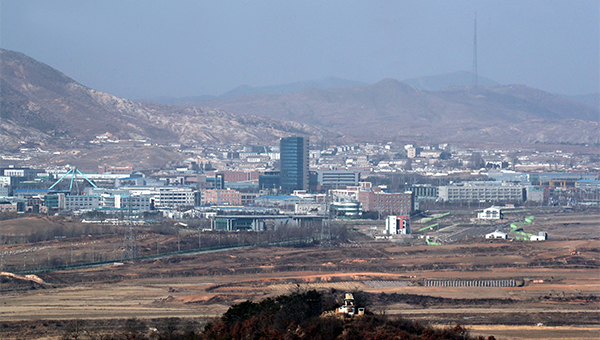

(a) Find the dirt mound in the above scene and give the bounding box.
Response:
[0,272,50,291]
[205,294,234,305]
[153,296,175,304]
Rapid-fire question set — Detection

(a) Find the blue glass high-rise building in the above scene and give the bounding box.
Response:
[280,136,309,193]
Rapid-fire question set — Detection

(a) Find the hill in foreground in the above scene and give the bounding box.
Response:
[50,290,496,340]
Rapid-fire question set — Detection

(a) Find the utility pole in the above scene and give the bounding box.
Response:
[177,224,181,252]
[123,226,137,261]
[321,190,332,246]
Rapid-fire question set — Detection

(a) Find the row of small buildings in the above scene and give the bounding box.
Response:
[486,230,548,241]
[2,181,412,217]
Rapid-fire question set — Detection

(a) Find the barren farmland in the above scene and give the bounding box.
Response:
[0,208,599,339]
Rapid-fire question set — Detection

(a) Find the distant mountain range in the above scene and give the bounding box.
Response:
[1,48,598,150]
[178,78,599,144]
[143,77,367,105]
[403,71,500,92]
[559,93,600,111]
[0,48,328,149]
[143,72,493,104]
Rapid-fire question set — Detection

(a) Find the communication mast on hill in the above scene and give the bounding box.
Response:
[472,12,478,88]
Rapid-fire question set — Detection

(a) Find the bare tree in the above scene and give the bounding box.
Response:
[61,319,85,340]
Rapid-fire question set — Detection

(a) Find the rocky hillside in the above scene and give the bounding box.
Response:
[0,49,329,148]
[3,48,596,147]
[182,78,599,144]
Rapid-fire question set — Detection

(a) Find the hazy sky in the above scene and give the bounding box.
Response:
[1,0,598,99]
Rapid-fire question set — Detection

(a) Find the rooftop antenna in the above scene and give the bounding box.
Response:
[472,12,478,88]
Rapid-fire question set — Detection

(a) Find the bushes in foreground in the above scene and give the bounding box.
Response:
[60,290,496,340]
[202,291,494,339]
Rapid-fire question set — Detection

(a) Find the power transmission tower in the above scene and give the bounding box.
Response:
[122,226,137,261]
[320,191,332,246]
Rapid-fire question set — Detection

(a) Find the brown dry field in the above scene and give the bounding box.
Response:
[0,209,599,339]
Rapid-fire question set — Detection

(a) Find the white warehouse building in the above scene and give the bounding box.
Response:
[485,230,508,239]
[438,182,525,203]
[62,193,152,212]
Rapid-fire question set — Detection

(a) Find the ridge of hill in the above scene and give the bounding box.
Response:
[0,48,329,149]
[143,76,367,104]
[182,78,599,144]
[2,48,597,147]
[559,93,600,111]
[403,70,500,91]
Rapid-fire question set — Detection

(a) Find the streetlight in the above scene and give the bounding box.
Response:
[198,227,202,250]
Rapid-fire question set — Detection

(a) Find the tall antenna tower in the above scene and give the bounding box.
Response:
[472,12,478,88]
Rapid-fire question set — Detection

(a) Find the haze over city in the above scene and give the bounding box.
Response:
[1,0,598,99]
[1,2,600,339]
